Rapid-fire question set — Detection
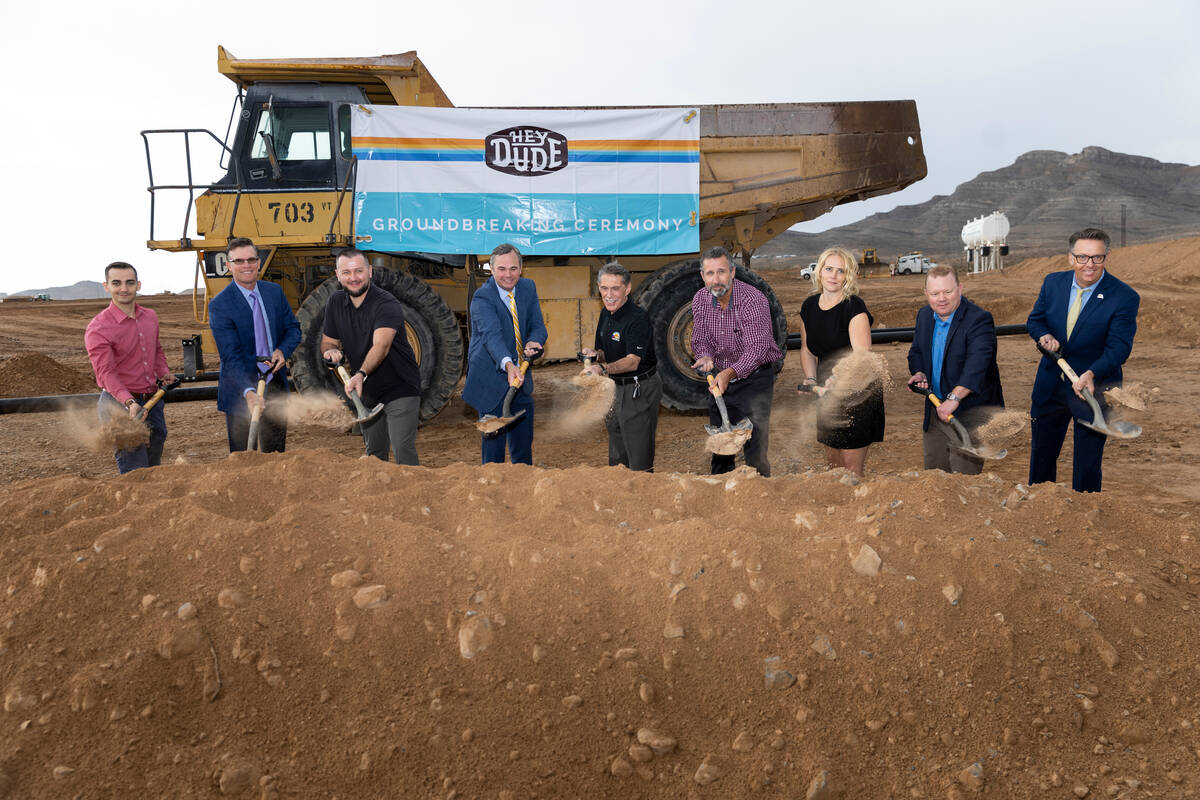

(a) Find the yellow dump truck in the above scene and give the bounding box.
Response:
[143,47,926,417]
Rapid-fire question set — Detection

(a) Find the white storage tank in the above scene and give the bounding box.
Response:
[960,212,1010,247]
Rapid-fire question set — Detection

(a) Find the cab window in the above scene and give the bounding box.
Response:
[250,105,333,161]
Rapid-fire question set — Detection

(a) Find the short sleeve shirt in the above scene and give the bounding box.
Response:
[799,294,874,382]
[595,300,656,377]
[323,286,421,406]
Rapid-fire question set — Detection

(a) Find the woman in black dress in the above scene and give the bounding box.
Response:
[796,247,885,476]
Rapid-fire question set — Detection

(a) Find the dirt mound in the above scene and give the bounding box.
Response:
[0,352,95,397]
[2,450,1197,798]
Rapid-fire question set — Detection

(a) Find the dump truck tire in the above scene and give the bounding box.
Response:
[635,260,788,411]
[291,271,464,423]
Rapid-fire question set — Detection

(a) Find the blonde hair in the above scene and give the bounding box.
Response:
[810,247,860,297]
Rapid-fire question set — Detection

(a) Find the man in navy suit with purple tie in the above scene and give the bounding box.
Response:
[1026,228,1139,492]
[208,237,301,453]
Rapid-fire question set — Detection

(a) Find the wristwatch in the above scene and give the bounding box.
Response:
[944,391,961,402]
[123,398,135,408]
[355,369,368,380]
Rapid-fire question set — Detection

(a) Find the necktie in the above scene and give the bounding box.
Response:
[249,291,273,383]
[507,292,524,361]
[1065,286,1084,340]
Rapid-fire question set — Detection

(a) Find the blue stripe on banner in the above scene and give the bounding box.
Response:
[353,150,698,164]
[356,192,700,256]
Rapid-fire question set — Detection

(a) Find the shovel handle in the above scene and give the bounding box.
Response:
[335,365,373,417]
[1035,341,1085,383]
[136,388,166,418]
[510,359,531,388]
[906,381,959,422]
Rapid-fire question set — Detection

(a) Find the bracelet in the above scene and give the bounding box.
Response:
[600,365,608,376]
[804,375,817,383]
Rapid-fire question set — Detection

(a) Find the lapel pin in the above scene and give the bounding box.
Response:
[1097,293,1104,300]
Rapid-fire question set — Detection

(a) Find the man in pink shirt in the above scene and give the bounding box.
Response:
[84,261,173,473]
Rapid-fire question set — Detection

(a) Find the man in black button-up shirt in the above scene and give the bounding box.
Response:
[581,262,662,471]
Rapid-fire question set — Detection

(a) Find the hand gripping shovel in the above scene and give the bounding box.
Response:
[1035,342,1141,439]
[477,349,543,437]
[135,377,180,421]
[907,382,1007,460]
[246,357,273,451]
[699,369,752,455]
[326,359,386,427]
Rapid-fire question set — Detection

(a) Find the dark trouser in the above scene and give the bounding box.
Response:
[607,372,662,472]
[98,391,166,474]
[709,367,775,477]
[362,395,420,466]
[480,390,534,465]
[1029,392,1107,493]
[226,379,288,453]
[923,406,987,476]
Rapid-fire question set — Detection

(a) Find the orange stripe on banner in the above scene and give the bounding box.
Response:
[352,137,482,148]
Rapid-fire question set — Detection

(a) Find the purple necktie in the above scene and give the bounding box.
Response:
[249,291,273,383]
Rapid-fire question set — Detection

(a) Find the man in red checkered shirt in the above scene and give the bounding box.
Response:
[690,246,783,476]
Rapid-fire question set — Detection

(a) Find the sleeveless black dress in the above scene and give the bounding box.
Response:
[799,294,886,449]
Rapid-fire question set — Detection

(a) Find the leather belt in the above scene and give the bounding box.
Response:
[611,367,656,386]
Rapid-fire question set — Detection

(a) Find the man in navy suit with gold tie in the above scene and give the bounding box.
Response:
[1026,228,1139,492]
[462,243,548,464]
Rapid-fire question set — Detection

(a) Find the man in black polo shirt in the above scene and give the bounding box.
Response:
[581,261,662,471]
[321,248,422,465]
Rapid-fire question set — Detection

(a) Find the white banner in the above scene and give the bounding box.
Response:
[352,106,700,255]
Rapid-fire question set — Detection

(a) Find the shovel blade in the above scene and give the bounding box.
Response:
[477,409,526,437]
[357,403,386,426]
[1080,417,1141,439]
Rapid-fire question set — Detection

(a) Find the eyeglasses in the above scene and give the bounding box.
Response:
[228,257,260,266]
[1070,252,1106,265]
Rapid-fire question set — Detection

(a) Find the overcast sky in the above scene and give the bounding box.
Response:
[0,0,1195,295]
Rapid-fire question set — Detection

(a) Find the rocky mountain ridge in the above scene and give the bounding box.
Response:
[755,146,1200,268]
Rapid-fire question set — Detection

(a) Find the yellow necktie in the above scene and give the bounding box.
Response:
[1065,286,1084,339]
[507,292,524,360]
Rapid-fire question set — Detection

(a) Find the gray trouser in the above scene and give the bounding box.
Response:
[606,372,662,472]
[923,413,984,475]
[362,395,420,465]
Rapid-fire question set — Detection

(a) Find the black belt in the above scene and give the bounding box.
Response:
[611,367,656,386]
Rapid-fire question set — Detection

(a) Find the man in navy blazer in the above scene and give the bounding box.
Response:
[907,265,1004,474]
[1026,227,1139,492]
[462,243,548,464]
[208,237,301,453]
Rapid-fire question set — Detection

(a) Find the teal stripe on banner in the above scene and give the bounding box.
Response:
[355,192,700,256]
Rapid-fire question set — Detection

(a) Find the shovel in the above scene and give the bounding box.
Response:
[477,349,542,437]
[134,377,180,421]
[326,359,386,427]
[1035,342,1141,439]
[907,382,1007,460]
[700,370,753,436]
[246,373,268,452]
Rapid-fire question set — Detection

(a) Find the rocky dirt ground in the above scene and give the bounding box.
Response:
[1,236,1198,798]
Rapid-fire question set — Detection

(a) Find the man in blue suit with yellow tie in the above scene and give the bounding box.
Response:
[462,243,548,464]
[208,237,301,453]
[1026,227,1139,492]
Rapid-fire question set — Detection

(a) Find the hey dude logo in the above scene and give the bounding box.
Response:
[484,126,568,176]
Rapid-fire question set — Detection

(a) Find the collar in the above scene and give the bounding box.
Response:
[234,281,260,302]
[103,301,143,322]
[934,307,957,327]
[604,299,633,319]
[1071,272,1104,293]
[708,280,738,309]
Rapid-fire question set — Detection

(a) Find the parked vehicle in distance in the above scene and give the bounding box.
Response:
[800,262,817,279]
[895,253,935,275]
